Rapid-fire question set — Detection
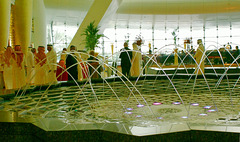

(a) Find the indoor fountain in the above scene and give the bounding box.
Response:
[0,43,240,141]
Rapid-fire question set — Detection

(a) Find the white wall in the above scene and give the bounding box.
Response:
[32,0,46,49]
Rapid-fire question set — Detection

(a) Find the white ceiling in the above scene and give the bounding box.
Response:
[43,0,94,24]
[118,0,240,15]
[43,0,240,28]
[44,0,93,11]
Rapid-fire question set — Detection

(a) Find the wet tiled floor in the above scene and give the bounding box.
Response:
[0,77,240,135]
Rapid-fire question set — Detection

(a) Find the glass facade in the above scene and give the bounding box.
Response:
[46,21,79,54]
[47,13,240,64]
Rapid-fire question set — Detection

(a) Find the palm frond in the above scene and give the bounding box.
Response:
[82,21,105,51]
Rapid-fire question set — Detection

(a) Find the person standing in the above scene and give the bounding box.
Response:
[79,50,89,79]
[194,39,205,75]
[119,42,132,77]
[0,50,4,89]
[35,46,47,85]
[234,46,240,64]
[130,42,141,77]
[56,59,68,81]
[87,50,101,79]
[46,44,57,84]
[76,52,83,81]
[3,46,14,89]
[66,45,79,81]
[12,45,26,89]
[31,48,36,56]
[60,48,67,62]
[25,47,35,85]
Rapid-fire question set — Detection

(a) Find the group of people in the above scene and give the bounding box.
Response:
[55,45,103,82]
[119,39,207,76]
[119,42,142,78]
[0,41,146,90]
[0,44,106,90]
[0,44,60,89]
[1,45,26,89]
[65,45,88,81]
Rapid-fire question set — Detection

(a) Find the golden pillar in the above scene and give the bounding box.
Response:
[10,4,16,47]
[174,48,178,65]
[148,42,152,54]
[14,0,33,55]
[0,0,11,51]
[111,43,114,55]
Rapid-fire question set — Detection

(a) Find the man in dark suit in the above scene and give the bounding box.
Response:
[66,45,78,81]
[119,42,132,77]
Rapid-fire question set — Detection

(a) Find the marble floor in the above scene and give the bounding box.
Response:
[0,76,240,136]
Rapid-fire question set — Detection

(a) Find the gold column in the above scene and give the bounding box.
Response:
[0,0,11,51]
[111,43,114,55]
[14,0,33,55]
[174,48,178,65]
[9,4,15,47]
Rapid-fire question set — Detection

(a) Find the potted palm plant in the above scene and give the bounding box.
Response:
[82,21,105,51]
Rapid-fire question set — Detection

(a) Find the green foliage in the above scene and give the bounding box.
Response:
[82,21,104,51]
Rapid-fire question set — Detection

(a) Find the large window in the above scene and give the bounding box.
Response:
[47,21,79,54]
[47,13,240,58]
[102,13,240,56]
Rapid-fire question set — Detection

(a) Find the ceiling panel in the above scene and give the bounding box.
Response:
[44,0,94,11]
[117,0,240,15]
[44,0,93,24]
[43,0,240,34]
